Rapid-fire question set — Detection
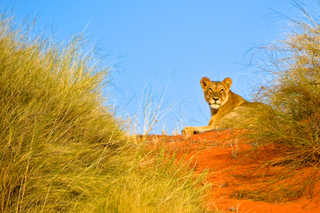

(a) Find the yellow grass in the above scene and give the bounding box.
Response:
[242,1,320,201]
[0,13,211,212]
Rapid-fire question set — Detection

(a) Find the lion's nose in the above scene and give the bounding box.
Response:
[212,97,219,102]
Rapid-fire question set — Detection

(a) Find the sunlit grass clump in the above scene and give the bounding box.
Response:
[246,3,320,201]
[0,14,209,212]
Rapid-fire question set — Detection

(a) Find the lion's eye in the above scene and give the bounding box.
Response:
[220,89,224,93]
[208,88,213,93]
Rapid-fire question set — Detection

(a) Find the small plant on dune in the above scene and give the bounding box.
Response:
[137,76,169,136]
[229,139,239,159]
[244,0,320,201]
[131,71,179,137]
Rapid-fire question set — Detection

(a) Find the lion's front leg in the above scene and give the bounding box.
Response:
[181,125,216,135]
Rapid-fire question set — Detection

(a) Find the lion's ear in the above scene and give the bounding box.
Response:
[222,77,232,90]
[200,77,211,89]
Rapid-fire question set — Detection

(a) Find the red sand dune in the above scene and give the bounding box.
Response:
[146,130,320,213]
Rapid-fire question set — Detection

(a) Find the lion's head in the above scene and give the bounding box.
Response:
[200,77,232,109]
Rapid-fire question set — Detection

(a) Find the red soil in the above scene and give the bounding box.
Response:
[146,130,320,213]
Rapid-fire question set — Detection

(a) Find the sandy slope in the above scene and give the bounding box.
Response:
[146,130,320,213]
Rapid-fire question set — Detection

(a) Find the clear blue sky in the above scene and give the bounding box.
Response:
[2,0,317,134]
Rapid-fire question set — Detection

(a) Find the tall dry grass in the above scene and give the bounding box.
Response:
[0,13,210,212]
[243,1,320,201]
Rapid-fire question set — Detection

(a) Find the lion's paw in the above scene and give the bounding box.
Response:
[181,127,198,135]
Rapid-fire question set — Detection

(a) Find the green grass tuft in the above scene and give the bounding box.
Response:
[0,13,210,212]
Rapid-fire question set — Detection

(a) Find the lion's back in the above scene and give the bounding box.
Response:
[217,102,269,129]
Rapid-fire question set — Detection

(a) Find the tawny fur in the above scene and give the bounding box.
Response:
[182,77,265,135]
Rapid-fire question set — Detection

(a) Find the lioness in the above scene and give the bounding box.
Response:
[182,77,266,135]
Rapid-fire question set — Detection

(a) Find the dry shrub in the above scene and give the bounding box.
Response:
[243,1,320,201]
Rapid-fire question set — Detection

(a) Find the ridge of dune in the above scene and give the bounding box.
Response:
[146,130,320,213]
